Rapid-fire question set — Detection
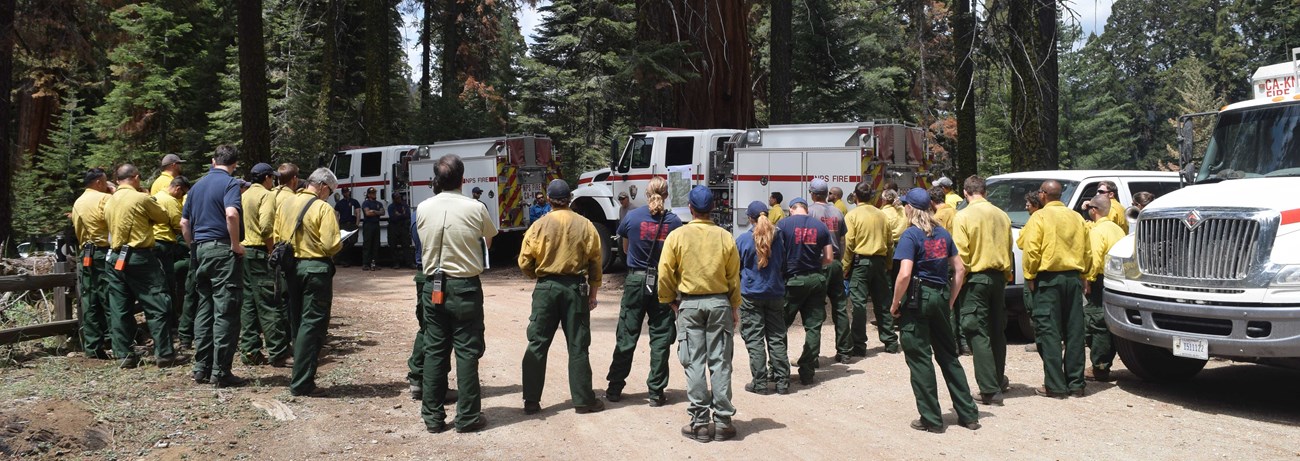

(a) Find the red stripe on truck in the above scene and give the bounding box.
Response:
[1282,208,1300,225]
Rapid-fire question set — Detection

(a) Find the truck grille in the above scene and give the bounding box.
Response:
[1136,217,1260,280]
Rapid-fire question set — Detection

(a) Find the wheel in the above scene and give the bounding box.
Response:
[1114,336,1207,382]
[593,222,615,273]
[1015,313,1035,341]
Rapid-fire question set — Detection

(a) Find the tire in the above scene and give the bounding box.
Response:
[1015,313,1035,341]
[593,222,615,273]
[1115,336,1207,382]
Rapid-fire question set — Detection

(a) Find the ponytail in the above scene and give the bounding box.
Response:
[752,215,775,269]
[905,204,939,237]
[647,176,668,216]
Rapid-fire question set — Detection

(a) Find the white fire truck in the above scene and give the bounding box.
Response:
[571,122,932,271]
[1103,48,1300,380]
[328,135,561,251]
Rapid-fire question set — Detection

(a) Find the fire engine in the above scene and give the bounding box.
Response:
[571,122,932,271]
[328,135,561,252]
[1103,48,1300,381]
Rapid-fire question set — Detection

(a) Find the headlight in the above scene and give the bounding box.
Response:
[1275,265,1300,286]
[1105,255,1129,279]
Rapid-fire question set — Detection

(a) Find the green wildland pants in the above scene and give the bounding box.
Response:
[362,222,380,267]
[960,271,1008,395]
[606,271,676,399]
[900,282,979,428]
[522,276,597,407]
[389,224,411,268]
[78,248,111,355]
[1084,279,1114,371]
[420,276,486,430]
[826,263,853,357]
[407,272,427,384]
[784,272,827,380]
[290,259,334,394]
[154,241,180,333]
[677,294,736,429]
[239,248,290,361]
[740,296,789,391]
[105,247,174,359]
[1032,270,1086,394]
[848,255,896,353]
[178,244,199,346]
[192,242,243,379]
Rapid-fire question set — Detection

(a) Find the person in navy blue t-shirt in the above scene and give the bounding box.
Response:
[736,201,792,395]
[605,177,683,405]
[360,187,385,270]
[889,187,980,433]
[778,197,832,385]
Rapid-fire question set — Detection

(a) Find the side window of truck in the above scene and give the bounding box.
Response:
[360,151,383,177]
[332,153,352,179]
[628,137,654,170]
[1074,181,1101,217]
[1127,180,1181,202]
[665,136,695,167]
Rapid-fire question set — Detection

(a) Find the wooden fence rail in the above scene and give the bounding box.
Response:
[0,258,78,346]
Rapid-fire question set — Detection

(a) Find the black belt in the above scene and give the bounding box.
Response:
[540,275,584,283]
[974,269,1006,276]
[681,293,726,300]
[915,279,947,290]
[195,239,231,246]
[789,269,820,277]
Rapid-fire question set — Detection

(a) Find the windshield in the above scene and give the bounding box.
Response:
[984,178,1079,227]
[1197,102,1300,182]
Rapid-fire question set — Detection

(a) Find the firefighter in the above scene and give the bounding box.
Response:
[890,187,980,433]
[151,154,185,195]
[238,163,290,367]
[951,175,1014,405]
[767,192,786,225]
[737,201,791,395]
[658,185,741,442]
[1083,194,1124,382]
[605,177,682,407]
[841,181,899,356]
[360,187,385,271]
[1095,180,1129,233]
[1018,180,1090,398]
[807,179,851,364]
[151,176,190,340]
[104,164,177,369]
[518,179,605,415]
[71,168,113,359]
[780,197,832,385]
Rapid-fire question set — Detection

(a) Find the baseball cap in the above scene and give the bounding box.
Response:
[903,187,931,211]
[788,197,808,208]
[688,185,714,212]
[809,178,829,194]
[547,179,571,199]
[161,154,185,167]
[366,186,377,194]
[238,180,252,189]
[746,201,768,220]
[617,192,629,200]
[932,177,953,188]
[472,187,483,194]
[250,163,278,178]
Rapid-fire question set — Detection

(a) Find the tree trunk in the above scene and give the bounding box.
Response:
[636,0,753,129]
[769,0,792,125]
[0,0,15,254]
[1007,0,1057,171]
[313,0,339,155]
[237,0,271,163]
[419,0,433,114]
[951,0,976,181]
[362,0,392,145]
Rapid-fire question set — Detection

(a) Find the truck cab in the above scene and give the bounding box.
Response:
[1103,49,1300,381]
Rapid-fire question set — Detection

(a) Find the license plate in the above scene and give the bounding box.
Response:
[521,182,542,200]
[1172,336,1209,360]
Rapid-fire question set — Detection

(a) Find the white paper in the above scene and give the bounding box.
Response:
[340,228,359,243]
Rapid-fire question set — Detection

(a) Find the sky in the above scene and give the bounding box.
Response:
[399,0,1114,77]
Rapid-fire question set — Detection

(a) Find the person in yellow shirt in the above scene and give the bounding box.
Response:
[1017,180,1090,399]
[237,163,290,368]
[933,177,962,209]
[658,185,741,442]
[104,164,177,369]
[829,186,850,215]
[951,176,1014,405]
[767,192,785,225]
[275,167,344,397]
[272,163,301,216]
[518,179,605,415]
[1095,180,1129,233]
[1082,195,1124,382]
[151,153,186,196]
[880,187,907,243]
[929,186,956,230]
[71,168,113,359]
[270,163,301,338]
[151,176,189,341]
[841,181,898,355]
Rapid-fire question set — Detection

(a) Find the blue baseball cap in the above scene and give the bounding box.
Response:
[903,187,931,211]
[688,185,714,212]
[746,201,768,220]
[788,197,808,209]
[809,178,829,194]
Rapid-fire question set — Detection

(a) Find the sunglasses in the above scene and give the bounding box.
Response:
[1097,189,1112,194]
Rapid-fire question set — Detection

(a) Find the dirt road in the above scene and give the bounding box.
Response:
[3,266,1299,459]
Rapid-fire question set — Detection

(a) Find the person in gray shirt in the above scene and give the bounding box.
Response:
[807,178,853,364]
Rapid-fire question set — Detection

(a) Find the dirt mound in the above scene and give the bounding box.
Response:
[0,400,110,457]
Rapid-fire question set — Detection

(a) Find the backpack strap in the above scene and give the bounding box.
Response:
[289,198,318,240]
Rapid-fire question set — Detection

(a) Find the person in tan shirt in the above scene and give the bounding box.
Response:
[518,179,605,415]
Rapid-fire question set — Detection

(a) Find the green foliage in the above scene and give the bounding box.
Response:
[1059,28,1138,170]
[14,95,91,241]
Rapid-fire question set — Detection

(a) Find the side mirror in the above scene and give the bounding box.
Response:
[1177,119,1195,167]
[609,137,620,172]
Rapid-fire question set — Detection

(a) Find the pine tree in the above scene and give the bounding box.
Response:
[13,94,90,242]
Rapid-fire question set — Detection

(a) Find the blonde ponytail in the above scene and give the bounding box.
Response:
[752,215,775,269]
[647,176,668,216]
[905,204,939,237]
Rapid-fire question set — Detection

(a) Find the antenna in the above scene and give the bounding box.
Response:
[1292,47,1299,96]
